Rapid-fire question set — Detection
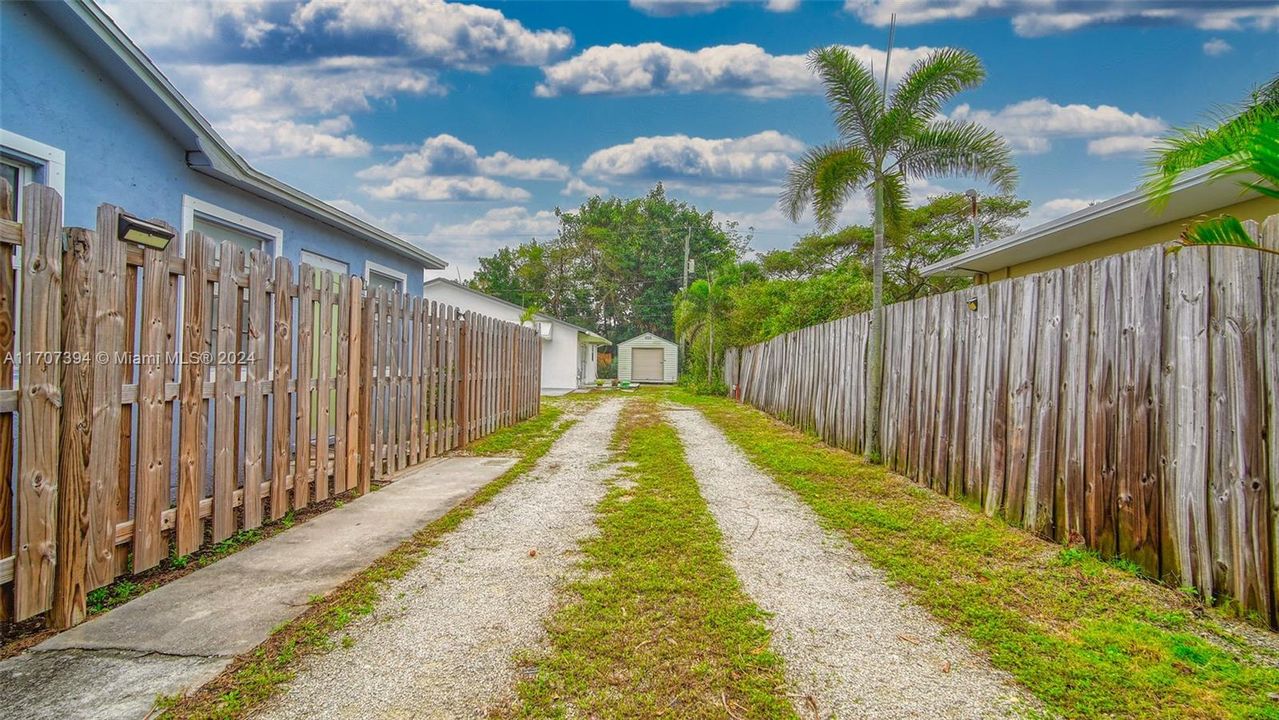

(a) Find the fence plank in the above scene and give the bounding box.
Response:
[1260,216,1279,626]
[1025,270,1061,536]
[1057,263,1090,544]
[14,185,63,618]
[1085,255,1122,556]
[52,228,95,628]
[1004,276,1039,528]
[1160,246,1211,594]
[242,249,269,527]
[409,297,422,465]
[314,270,332,502]
[295,265,315,506]
[964,285,990,499]
[358,283,374,493]
[132,226,176,572]
[0,182,13,619]
[372,288,385,481]
[211,242,242,542]
[84,208,126,589]
[177,233,211,554]
[269,257,293,520]
[1208,238,1270,615]
[334,275,351,494]
[984,281,1012,516]
[1117,247,1163,575]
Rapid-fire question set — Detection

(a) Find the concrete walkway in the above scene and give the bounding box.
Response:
[0,456,516,720]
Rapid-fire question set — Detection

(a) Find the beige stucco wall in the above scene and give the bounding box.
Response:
[976,195,1279,283]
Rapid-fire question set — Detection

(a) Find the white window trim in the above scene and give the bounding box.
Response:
[300,249,349,276]
[0,129,65,199]
[181,194,284,257]
[365,260,407,289]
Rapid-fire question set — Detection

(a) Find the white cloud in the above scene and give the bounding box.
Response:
[1086,134,1160,157]
[217,115,371,158]
[292,0,573,67]
[765,0,802,11]
[536,42,938,99]
[429,206,561,241]
[948,98,1166,154]
[562,177,610,198]
[477,152,572,181]
[422,206,563,281]
[171,57,443,120]
[845,0,1279,36]
[366,177,531,202]
[1025,197,1100,227]
[358,135,568,181]
[102,1,279,51]
[580,131,805,193]
[629,0,730,17]
[1203,37,1234,56]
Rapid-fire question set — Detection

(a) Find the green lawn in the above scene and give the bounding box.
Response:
[497,393,796,719]
[673,389,1279,720]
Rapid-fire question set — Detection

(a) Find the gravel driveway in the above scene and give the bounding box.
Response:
[665,405,1035,720]
[255,398,624,720]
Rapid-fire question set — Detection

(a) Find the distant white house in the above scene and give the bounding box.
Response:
[423,279,609,393]
[618,333,678,384]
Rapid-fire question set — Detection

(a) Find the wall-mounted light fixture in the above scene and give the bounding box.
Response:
[967,296,979,312]
[117,213,175,251]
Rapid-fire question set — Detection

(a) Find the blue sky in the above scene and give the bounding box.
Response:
[103,0,1279,278]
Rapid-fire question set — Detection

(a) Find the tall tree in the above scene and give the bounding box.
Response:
[781,44,1016,461]
[470,184,747,341]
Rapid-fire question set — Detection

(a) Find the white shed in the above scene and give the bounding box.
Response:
[618,333,678,384]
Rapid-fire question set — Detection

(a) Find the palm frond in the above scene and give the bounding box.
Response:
[887,48,985,123]
[809,45,883,147]
[876,172,910,237]
[894,120,1018,192]
[780,144,872,232]
[1144,78,1278,206]
[1177,214,1257,249]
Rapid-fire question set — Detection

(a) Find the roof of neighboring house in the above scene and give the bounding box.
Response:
[620,332,677,347]
[423,278,610,344]
[40,0,446,270]
[922,163,1264,277]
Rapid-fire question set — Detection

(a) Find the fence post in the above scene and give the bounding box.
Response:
[15,184,63,621]
[456,314,469,450]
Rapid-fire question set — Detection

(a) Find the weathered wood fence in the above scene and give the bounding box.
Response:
[726,214,1279,626]
[0,182,541,628]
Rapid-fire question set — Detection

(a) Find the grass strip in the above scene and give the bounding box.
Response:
[162,397,593,720]
[674,389,1279,720]
[496,394,796,719]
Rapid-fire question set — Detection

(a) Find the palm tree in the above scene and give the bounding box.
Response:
[781,44,1016,461]
[674,275,726,382]
[1146,74,1278,254]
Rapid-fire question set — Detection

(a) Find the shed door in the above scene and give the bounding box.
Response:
[632,347,664,382]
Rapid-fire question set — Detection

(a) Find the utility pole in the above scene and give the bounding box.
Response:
[682,225,691,291]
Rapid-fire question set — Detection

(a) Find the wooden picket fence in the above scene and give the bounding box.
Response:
[0,182,541,628]
[726,214,1279,627]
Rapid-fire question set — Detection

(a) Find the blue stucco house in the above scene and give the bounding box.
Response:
[0,0,444,294]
